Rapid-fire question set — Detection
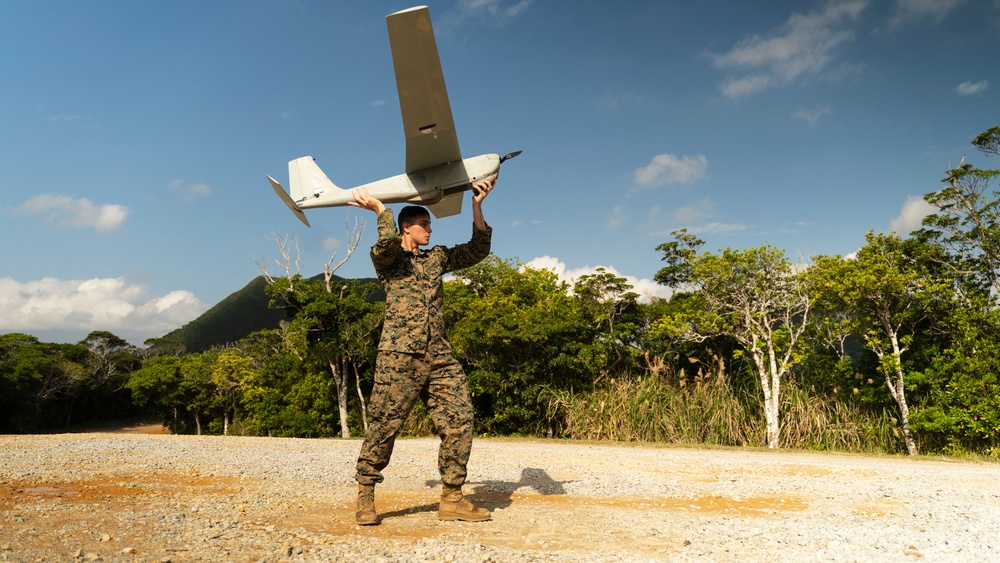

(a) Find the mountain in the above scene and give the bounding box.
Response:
[161,275,382,353]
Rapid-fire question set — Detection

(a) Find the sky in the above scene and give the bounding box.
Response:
[2,0,998,346]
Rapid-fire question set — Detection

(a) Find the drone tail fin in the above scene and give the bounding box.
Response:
[266,174,311,228]
[288,156,345,203]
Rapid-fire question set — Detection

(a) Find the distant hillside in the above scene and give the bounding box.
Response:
[162,275,382,353]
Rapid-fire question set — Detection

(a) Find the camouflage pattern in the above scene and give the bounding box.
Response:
[356,208,491,487]
[356,350,474,486]
[370,208,492,355]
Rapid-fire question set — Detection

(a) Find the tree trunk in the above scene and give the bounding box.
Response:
[65,395,78,428]
[766,391,781,449]
[764,392,780,449]
[885,365,918,455]
[767,347,782,450]
[895,382,918,456]
[331,359,351,439]
[223,411,230,436]
[353,361,369,434]
[884,335,919,455]
[194,411,202,435]
[753,348,780,449]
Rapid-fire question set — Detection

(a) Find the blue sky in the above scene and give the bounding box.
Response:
[2,0,997,345]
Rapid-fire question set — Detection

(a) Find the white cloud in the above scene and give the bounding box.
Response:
[633,154,709,188]
[712,0,867,99]
[442,0,532,30]
[792,106,833,126]
[605,204,628,229]
[696,222,751,235]
[720,74,772,99]
[891,194,936,234]
[671,199,715,224]
[459,0,532,18]
[322,236,341,251]
[16,194,129,233]
[187,183,212,199]
[0,277,209,345]
[506,218,540,228]
[889,0,963,29]
[598,88,644,110]
[523,256,672,303]
[646,200,747,237]
[954,80,989,96]
[169,179,213,201]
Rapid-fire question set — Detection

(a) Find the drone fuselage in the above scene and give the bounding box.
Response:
[298,153,500,211]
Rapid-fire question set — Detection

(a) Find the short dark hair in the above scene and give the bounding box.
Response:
[398,205,430,228]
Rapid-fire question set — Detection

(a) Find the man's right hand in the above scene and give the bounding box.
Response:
[348,187,386,214]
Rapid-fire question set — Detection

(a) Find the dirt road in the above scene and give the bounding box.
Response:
[2,430,998,562]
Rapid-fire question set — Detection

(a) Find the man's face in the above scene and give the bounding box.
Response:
[403,216,432,247]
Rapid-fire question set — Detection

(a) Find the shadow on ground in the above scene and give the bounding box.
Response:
[380,467,572,521]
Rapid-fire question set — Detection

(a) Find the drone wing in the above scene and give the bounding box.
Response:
[387,6,462,174]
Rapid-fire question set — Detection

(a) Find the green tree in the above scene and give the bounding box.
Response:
[573,268,644,382]
[212,349,254,435]
[906,126,1000,454]
[127,356,189,432]
[230,328,301,437]
[266,276,382,438]
[447,256,597,436]
[654,231,811,449]
[810,232,951,455]
[919,126,1000,298]
[911,305,1000,454]
[258,224,376,438]
[180,350,221,435]
[141,337,186,359]
[72,331,141,425]
[0,333,92,431]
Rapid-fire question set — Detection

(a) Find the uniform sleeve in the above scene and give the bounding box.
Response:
[443,223,492,273]
[370,209,401,270]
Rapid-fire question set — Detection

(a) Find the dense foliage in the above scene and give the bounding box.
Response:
[3,127,999,458]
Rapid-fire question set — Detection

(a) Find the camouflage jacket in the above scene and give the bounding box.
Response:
[371,208,492,354]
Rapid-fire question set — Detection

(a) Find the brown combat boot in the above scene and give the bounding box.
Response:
[356,484,378,526]
[438,484,491,522]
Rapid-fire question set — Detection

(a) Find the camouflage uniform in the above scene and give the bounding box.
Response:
[356,208,492,487]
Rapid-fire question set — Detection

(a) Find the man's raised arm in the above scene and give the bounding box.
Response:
[470,178,495,231]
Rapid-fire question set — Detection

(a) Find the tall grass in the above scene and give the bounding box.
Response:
[779,385,900,453]
[390,356,902,454]
[549,366,760,446]
[549,356,901,453]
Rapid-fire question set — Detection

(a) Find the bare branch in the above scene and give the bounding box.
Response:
[323,214,366,293]
[256,231,305,289]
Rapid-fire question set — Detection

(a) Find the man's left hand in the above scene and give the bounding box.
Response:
[471,178,495,205]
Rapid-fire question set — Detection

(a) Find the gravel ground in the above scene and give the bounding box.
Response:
[1,430,998,562]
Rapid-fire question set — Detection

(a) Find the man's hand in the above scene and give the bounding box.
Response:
[348,187,386,214]
[471,178,495,206]
[471,178,494,231]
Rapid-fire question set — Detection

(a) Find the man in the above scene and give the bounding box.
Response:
[348,178,496,526]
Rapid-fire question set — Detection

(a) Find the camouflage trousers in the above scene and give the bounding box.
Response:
[356,349,474,487]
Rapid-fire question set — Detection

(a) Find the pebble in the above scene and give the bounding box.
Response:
[1,434,998,562]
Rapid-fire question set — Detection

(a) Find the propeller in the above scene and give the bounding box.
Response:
[500,150,522,163]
